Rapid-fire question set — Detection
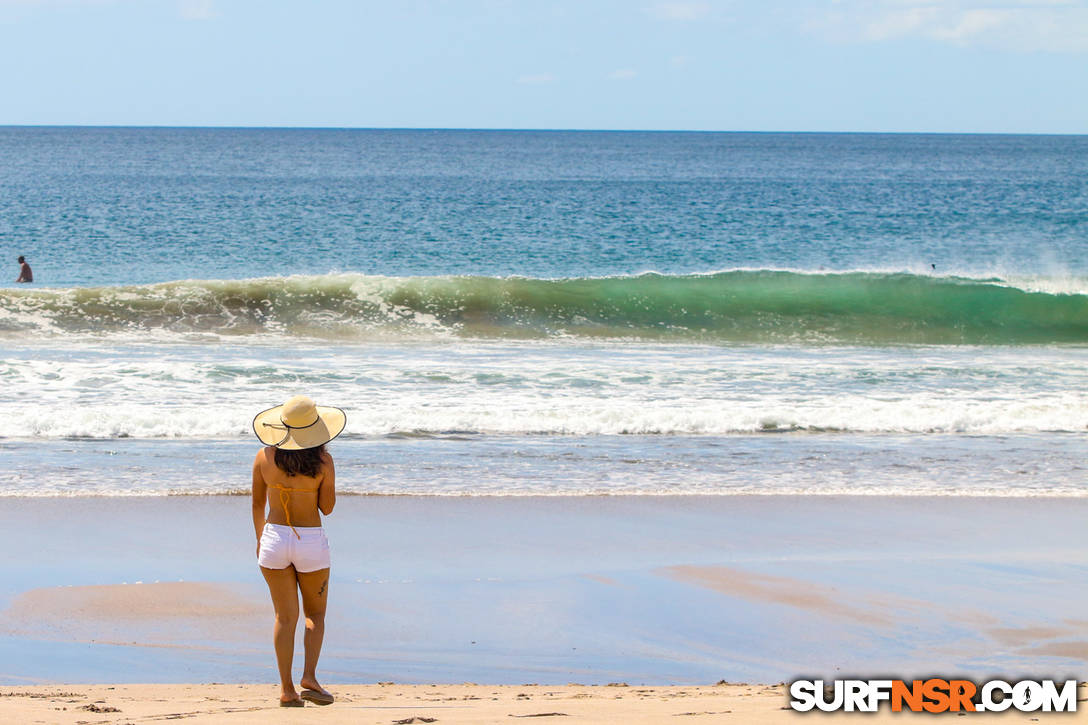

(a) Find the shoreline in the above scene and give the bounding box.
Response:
[8,432,1086,498]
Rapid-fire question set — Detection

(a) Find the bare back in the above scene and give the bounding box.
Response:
[252,446,335,528]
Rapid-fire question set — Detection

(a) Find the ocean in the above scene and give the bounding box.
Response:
[1,127,1086,498]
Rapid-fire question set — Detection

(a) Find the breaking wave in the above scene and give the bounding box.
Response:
[2,270,1086,344]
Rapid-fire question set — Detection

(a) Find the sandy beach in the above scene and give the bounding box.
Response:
[4,681,1088,723]
[1,494,1086,696]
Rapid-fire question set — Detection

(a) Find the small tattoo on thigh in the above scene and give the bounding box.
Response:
[319,579,327,596]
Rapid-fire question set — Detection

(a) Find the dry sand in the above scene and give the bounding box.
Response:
[4,682,1086,724]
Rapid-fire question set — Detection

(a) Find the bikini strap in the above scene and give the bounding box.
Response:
[268,483,314,540]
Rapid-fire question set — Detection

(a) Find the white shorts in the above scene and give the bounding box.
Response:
[258,523,331,573]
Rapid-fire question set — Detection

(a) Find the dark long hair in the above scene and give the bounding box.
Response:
[273,444,326,478]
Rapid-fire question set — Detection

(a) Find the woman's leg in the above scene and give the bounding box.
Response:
[260,565,301,703]
[296,567,330,693]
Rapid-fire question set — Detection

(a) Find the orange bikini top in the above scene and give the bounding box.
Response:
[268,483,316,539]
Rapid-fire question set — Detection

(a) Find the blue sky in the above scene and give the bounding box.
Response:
[0,0,1085,132]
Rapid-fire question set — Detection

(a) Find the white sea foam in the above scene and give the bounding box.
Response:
[3,334,1085,499]
[1,341,1085,438]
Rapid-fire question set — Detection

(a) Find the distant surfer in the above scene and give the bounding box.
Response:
[15,256,32,283]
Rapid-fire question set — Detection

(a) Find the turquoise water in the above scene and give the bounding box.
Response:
[0,128,1085,495]
[3,271,1086,344]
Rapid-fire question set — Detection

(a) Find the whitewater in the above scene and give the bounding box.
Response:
[3,336,1086,438]
[3,326,1085,496]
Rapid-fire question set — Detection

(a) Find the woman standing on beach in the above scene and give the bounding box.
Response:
[251,395,346,707]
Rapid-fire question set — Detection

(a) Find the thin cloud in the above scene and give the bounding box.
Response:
[607,68,638,80]
[645,1,711,21]
[179,0,217,21]
[516,73,557,85]
[808,0,1088,52]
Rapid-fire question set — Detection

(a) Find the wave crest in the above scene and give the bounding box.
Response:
[2,271,1086,344]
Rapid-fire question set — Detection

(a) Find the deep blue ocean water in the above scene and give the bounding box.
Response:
[0,128,1085,496]
[2,128,1086,285]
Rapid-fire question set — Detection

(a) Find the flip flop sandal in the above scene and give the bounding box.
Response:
[280,697,305,707]
[301,689,334,705]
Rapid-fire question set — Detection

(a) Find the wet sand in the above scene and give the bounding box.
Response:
[0,495,1086,686]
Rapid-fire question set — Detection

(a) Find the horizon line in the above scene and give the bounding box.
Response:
[0,123,1084,137]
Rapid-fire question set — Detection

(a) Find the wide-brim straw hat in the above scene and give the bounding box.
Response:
[252,395,346,450]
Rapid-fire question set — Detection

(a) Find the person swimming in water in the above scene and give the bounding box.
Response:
[15,256,32,283]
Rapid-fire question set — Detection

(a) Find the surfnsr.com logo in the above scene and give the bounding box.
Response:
[789,679,1078,713]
